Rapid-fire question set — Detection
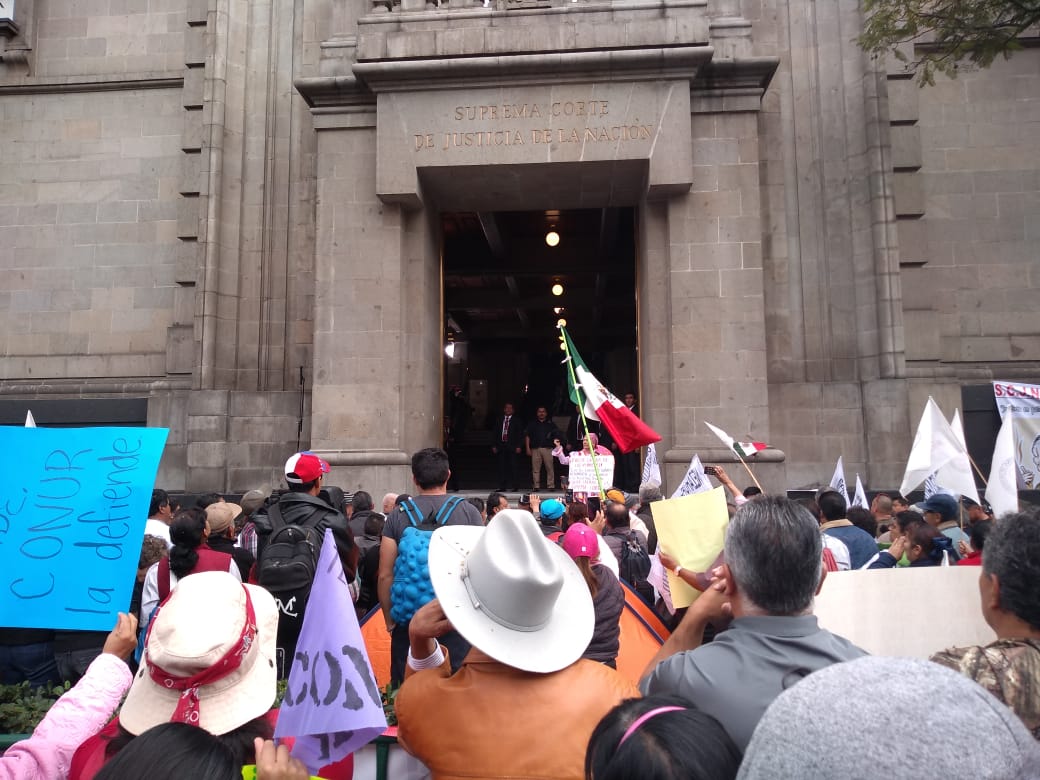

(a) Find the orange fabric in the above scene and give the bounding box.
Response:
[615,584,667,685]
[396,655,639,779]
[360,608,393,690]
[360,591,666,691]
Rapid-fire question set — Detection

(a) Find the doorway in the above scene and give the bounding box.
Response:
[442,208,638,490]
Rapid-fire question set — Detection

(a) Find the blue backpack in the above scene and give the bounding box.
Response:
[390,496,465,624]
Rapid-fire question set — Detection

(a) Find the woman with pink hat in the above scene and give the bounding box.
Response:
[562,523,625,668]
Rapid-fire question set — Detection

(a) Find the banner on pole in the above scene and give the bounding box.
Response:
[992,381,1040,489]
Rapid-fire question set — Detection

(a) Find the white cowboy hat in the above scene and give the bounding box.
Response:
[427,509,594,673]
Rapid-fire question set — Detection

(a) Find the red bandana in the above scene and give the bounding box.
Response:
[146,585,258,725]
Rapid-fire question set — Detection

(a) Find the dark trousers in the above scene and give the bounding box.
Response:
[390,623,471,686]
[619,451,641,493]
[0,642,60,688]
[495,447,518,489]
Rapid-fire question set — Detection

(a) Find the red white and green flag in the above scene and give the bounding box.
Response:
[563,328,661,454]
[705,422,769,459]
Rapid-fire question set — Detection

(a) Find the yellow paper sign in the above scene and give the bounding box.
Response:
[651,486,729,609]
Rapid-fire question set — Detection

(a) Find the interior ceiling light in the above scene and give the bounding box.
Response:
[559,341,567,351]
[553,307,563,314]
[545,230,560,247]
[444,342,456,358]
[557,318,567,327]
[551,282,564,296]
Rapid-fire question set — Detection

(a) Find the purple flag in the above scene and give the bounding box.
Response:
[274,529,386,773]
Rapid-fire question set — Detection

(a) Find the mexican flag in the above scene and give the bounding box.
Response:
[705,422,769,458]
[563,328,661,454]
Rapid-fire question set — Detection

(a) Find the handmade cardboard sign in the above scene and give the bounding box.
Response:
[0,425,168,630]
[275,529,387,774]
[567,454,614,494]
[814,567,994,657]
[651,486,729,609]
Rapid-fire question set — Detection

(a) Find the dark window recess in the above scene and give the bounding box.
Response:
[961,385,1001,479]
[0,398,148,428]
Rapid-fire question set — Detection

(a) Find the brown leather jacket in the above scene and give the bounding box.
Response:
[396,651,640,779]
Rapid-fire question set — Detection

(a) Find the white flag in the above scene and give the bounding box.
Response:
[24,410,36,428]
[986,411,1018,518]
[671,454,711,499]
[900,397,980,503]
[851,474,868,509]
[829,456,848,501]
[935,409,980,503]
[924,472,939,499]
[641,442,662,487]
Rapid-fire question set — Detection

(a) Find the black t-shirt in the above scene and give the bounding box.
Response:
[382,493,485,543]
[524,419,559,449]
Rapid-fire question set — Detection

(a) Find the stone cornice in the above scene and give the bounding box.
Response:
[690,56,779,111]
[294,73,376,110]
[0,74,182,95]
[352,45,714,92]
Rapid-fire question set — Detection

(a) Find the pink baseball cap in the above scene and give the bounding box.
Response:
[562,523,599,560]
[284,451,330,484]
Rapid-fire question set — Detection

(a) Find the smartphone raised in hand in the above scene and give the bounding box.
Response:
[588,496,601,514]
[704,465,718,476]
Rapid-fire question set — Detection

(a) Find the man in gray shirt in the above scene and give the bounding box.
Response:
[641,496,865,752]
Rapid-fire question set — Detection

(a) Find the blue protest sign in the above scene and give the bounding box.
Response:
[0,426,168,630]
[275,529,387,773]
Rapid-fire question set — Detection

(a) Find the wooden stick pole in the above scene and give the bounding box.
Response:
[736,451,764,492]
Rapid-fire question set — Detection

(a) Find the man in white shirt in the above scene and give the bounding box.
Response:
[143,488,173,548]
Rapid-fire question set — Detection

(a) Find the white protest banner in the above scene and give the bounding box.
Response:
[641,442,661,486]
[986,411,1018,517]
[566,454,614,494]
[670,454,711,498]
[829,456,847,500]
[815,568,993,658]
[851,474,868,509]
[993,381,1040,489]
[900,397,978,502]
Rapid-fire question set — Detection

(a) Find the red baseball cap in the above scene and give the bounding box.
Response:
[284,451,330,484]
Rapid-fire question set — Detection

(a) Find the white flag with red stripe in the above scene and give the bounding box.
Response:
[704,422,769,459]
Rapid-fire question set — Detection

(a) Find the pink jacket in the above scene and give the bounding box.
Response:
[0,653,132,780]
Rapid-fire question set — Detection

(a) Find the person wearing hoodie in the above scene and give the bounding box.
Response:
[868,518,954,569]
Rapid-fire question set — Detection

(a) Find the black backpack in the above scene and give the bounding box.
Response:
[256,502,328,618]
[616,530,654,604]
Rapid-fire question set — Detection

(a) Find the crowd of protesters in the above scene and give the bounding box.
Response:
[1,445,1039,780]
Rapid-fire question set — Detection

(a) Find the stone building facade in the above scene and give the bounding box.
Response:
[1,0,1037,494]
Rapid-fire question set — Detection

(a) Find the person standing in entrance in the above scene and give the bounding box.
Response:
[525,406,561,490]
[609,392,642,493]
[491,401,523,491]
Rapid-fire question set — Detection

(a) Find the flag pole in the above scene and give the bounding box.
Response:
[967,454,988,486]
[735,450,764,492]
[559,326,606,499]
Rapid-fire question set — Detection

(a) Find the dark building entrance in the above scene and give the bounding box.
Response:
[442,208,638,490]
